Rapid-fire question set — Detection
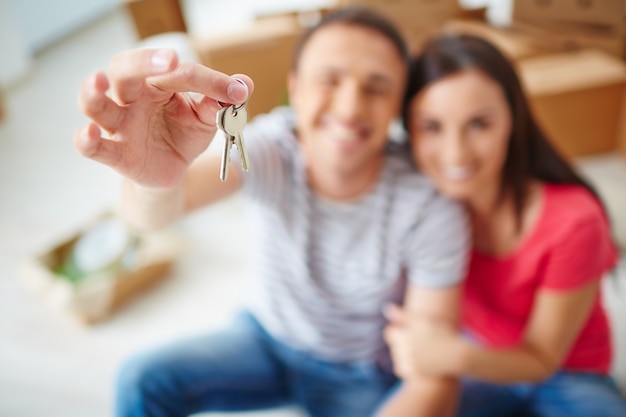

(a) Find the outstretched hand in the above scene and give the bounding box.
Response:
[74,48,253,188]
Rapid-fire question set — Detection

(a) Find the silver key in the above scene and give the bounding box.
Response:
[221,106,250,173]
[216,106,233,182]
[215,79,249,182]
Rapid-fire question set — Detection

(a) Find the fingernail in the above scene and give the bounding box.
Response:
[228,79,248,102]
[151,49,173,71]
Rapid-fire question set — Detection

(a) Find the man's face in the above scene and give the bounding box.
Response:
[289,23,407,195]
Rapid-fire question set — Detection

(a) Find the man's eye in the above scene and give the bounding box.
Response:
[320,76,339,86]
[364,85,389,96]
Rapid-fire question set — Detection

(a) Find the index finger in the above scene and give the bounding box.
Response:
[108,48,179,104]
[147,61,254,106]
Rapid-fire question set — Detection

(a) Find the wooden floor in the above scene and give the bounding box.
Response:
[0,5,625,417]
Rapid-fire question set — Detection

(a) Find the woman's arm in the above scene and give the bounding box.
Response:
[388,280,599,384]
[455,280,599,383]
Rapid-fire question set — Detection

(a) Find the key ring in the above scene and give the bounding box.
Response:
[217,78,249,114]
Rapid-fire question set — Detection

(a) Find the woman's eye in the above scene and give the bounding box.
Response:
[419,121,439,134]
[468,118,488,131]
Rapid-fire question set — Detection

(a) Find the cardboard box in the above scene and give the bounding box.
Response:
[513,0,624,29]
[512,19,625,60]
[518,49,626,159]
[254,7,335,29]
[337,0,459,21]
[19,213,186,324]
[441,19,552,61]
[192,18,301,119]
[622,17,626,61]
[404,26,449,56]
[337,0,460,37]
[124,0,187,40]
[618,93,626,159]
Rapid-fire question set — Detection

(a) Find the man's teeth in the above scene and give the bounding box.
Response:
[444,166,473,180]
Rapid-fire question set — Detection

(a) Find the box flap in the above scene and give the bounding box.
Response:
[519,50,626,95]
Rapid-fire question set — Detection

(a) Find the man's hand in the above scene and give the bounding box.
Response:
[384,304,463,379]
[74,48,253,188]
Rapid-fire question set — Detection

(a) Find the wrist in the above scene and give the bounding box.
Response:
[447,335,471,376]
[120,178,186,231]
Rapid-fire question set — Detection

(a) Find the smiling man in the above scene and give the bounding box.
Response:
[75,6,469,417]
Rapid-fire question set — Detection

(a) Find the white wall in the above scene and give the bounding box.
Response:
[1,0,117,86]
[0,0,32,85]
[6,0,118,53]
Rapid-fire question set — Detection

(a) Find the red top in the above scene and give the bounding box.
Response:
[462,183,618,373]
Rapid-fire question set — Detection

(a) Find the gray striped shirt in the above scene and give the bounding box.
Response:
[238,107,469,363]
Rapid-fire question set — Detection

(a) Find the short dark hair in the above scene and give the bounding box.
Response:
[403,34,604,228]
[291,6,410,71]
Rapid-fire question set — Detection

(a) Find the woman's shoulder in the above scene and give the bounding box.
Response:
[535,184,618,288]
[540,183,610,243]
[543,183,604,216]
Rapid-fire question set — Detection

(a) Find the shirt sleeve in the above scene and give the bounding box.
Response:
[406,193,471,288]
[236,107,296,203]
[542,217,618,291]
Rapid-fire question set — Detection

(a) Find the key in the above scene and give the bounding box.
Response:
[221,105,250,173]
[215,79,249,182]
[216,106,233,182]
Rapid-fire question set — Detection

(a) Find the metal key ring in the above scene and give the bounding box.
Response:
[217,78,249,113]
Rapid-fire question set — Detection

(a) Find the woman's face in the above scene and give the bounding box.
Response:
[408,69,512,206]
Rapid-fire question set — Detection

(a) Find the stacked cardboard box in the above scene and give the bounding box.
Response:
[441,19,552,61]
[513,0,623,28]
[518,50,626,159]
[124,0,187,40]
[337,0,461,53]
[511,0,625,60]
[192,16,301,119]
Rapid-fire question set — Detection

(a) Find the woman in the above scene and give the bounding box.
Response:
[379,34,626,417]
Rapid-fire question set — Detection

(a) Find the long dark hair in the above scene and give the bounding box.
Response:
[403,34,604,228]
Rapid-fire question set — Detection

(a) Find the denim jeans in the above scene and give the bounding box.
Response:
[457,371,626,417]
[115,311,397,417]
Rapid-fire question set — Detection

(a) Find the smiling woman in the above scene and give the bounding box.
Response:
[407,68,512,213]
[377,34,626,417]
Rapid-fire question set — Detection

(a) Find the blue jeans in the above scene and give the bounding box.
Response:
[115,311,397,417]
[458,371,626,417]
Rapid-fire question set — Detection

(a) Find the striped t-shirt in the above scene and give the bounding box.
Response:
[236,107,469,363]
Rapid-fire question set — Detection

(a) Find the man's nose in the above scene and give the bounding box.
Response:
[332,81,366,122]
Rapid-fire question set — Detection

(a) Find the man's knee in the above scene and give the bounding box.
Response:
[117,353,172,400]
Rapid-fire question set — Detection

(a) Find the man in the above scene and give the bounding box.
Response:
[75,7,468,417]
